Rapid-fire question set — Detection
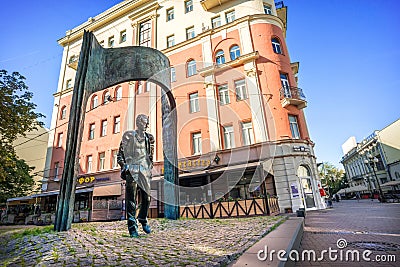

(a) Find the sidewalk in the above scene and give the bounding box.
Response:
[296,200,400,266]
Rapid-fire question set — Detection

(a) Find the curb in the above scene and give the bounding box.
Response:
[228,216,304,267]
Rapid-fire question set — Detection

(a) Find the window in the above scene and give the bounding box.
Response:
[167,8,174,21]
[137,82,143,94]
[167,35,175,48]
[66,79,73,89]
[264,4,272,15]
[185,0,193,13]
[242,121,254,145]
[112,150,119,169]
[288,115,300,139]
[189,92,199,113]
[89,123,95,140]
[223,126,235,149]
[57,132,63,148]
[171,67,176,82]
[271,37,282,54]
[225,10,235,23]
[115,86,122,101]
[186,26,195,40]
[69,55,77,64]
[99,40,105,47]
[139,20,152,47]
[230,45,240,60]
[103,91,111,104]
[54,162,60,181]
[99,152,106,171]
[187,60,196,76]
[108,36,115,48]
[113,116,121,134]
[92,95,99,109]
[60,106,67,119]
[215,50,225,65]
[218,84,230,105]
[235,79,247,101]
[87,155,93,173]
[101,120,107,137]
[120,30,127,43]
[192,132,202,155]
[145,82,151,92]
[280,73,291,97]
[211,16,221,29]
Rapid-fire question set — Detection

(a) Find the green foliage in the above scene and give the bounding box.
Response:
[12,225,54,239]
[0,70,44,202]
[318,162,346,195]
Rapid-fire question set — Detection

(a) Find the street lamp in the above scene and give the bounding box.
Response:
[364,175,373,201]
[364,155,385,202]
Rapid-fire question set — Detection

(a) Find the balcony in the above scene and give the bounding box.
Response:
[200,0,231,11]
[279,86,307,109]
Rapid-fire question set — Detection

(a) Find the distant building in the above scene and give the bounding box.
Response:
[340,119,400,198]
[37,0,325,221]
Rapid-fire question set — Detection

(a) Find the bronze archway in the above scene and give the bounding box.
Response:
[55,31,178,231]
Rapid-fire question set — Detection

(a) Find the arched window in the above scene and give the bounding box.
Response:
[229,45,240,60]
[92,95,98,109]
[271,37,282,54]
[115,86,122,101]
[215,50,225,65]
[187,59,196,77]
[60,106,67,120]
[103,91,111,104]
[297,165,311,177]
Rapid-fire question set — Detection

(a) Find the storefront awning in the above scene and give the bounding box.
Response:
[381,180,400,187]
[93,184,121,196]
[337,185,369,194]
[179,161,260,179]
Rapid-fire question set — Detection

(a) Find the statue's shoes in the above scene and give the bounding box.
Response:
[130,231,139,238]
[142,224,151,234]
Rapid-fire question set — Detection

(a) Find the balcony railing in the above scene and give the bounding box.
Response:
[279,86,307,109]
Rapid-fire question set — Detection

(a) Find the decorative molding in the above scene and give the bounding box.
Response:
[245,68,257,77]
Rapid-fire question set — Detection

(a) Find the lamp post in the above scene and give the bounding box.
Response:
[364,155,385,202]
[364,176,373,201]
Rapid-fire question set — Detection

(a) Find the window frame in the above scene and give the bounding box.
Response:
[98,152,106,171]
[235,79,248,101]
[54,162,60,181]
[60,106,67,120]
[186,26,195,40]
[167,7,174,21]
[271,37,283,54]
[192,132,202,155]
[171,67,176,82]
[218,84,230,105]
[139,20,152,47]
[187,59,197,77]
[57,132,63,148]
[87,155,93,173]
[108,36,115,48]
[215,50,226,65]
[101,119,107,137]
[66,79,73,89]
[263,4,272,15]
[241,121,255,146]
[119,30,127,43]
[92,95,98,109]
[89,123,95,140]
[185,0,193,13]
[229,45,241,60]
[225,10,235,23]
[115,86,122,101]
[111,150,119,169]
[211,16,221,29]
[223,125,235,149]
[288,115,301,139]
[189,92,200,113]
[113,116,121,134]
[167,35,175,48]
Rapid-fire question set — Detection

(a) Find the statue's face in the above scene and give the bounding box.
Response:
[137,117,149,131]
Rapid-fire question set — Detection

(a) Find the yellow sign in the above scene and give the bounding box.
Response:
[77,176,95,185]
[160,159,211,174]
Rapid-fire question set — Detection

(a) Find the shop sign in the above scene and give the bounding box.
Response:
[160,159,211,174]
[77,176,110,185]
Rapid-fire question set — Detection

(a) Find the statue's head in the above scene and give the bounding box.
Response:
[136,114,149,131]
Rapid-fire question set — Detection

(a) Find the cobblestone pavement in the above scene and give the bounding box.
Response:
[296,200,400,267]
[0,216,283,266]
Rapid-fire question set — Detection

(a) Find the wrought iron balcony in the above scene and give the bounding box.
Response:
[279,86,307,109]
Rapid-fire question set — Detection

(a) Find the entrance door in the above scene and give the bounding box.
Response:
[298,166,316,209]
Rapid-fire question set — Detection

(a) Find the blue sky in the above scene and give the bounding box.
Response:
[1,0,399,168]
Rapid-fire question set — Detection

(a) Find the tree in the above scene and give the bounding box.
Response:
[0,154,35,203]
[0,70,44,200]
[318,162,345,196]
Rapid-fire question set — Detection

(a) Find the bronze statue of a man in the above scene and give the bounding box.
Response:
[117,114,155,237]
